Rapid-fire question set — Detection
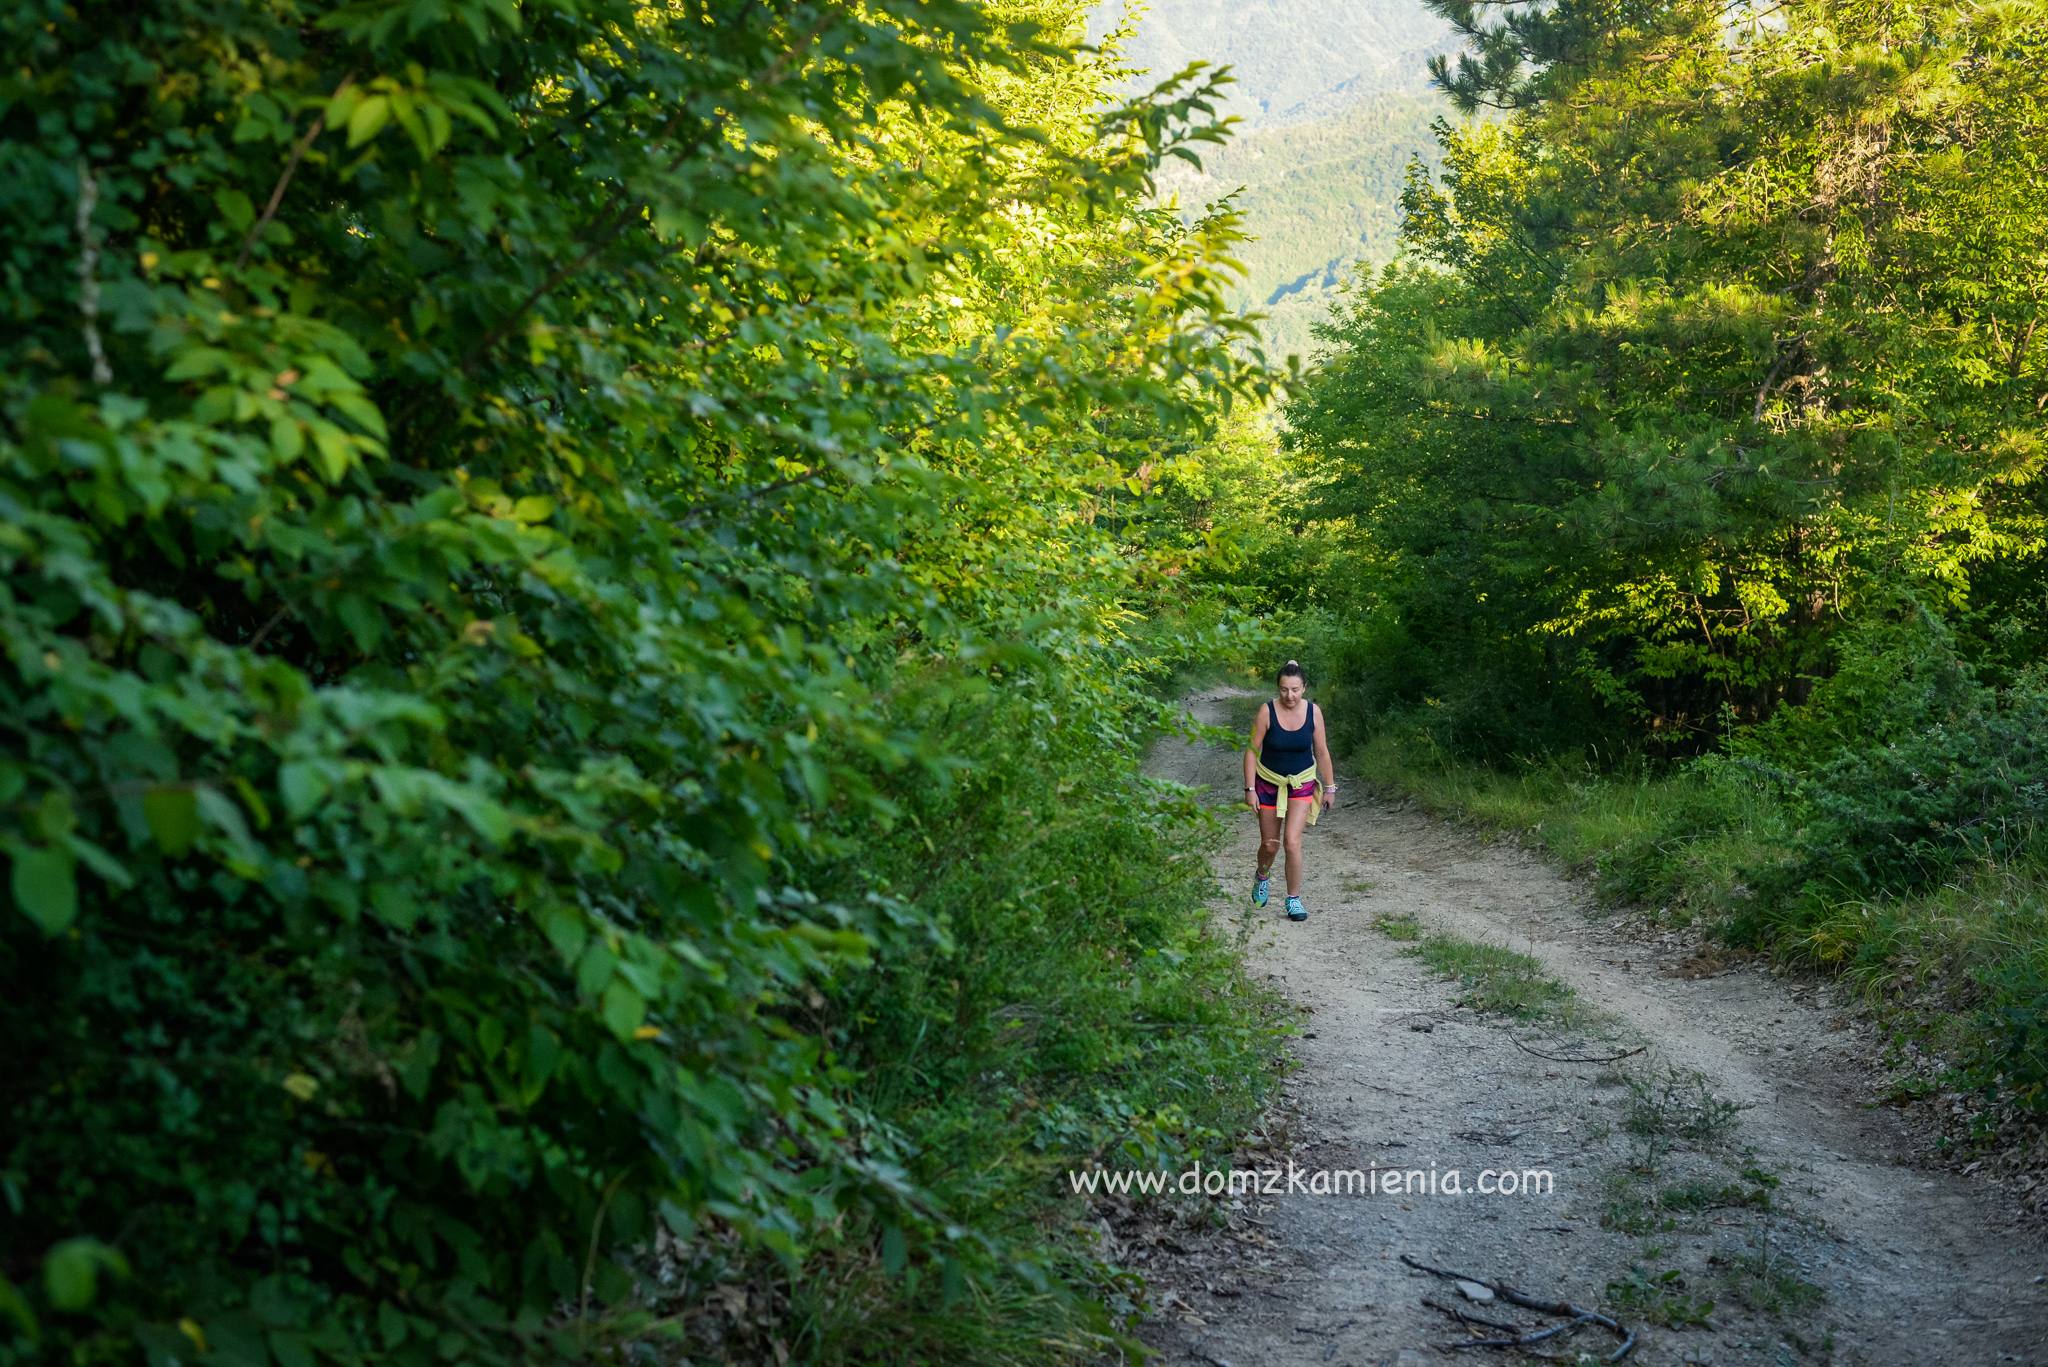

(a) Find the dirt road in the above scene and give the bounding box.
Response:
[1128,686,2048,1366]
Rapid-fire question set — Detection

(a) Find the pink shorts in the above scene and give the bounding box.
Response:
[1255,777,1317,809]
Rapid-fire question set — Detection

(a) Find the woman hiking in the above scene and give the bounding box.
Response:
[1244,660,1337,921]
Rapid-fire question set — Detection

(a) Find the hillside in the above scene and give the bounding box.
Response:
[1095,0,1459,357]
[1157,93,1447,359]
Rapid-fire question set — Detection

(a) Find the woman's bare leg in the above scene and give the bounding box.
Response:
[1256,803,1281,880]
[1281,796,1310,896]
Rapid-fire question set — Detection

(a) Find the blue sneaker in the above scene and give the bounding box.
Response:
[1285,895,1307,922]
[1252,872,1272,907]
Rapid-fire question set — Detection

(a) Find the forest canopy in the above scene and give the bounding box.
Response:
[1290,0,2048,752]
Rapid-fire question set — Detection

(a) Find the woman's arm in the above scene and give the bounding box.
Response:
[1313,705,1337,808]
[1243,704,1267,805]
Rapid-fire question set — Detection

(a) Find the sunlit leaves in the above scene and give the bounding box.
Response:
[1296,0,2048,749]
[0,0,1270,1358]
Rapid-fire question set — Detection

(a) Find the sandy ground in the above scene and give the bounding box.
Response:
[1121,686,2048,1367]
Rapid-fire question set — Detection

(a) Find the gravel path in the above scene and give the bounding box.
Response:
[1127,686,2048,1367]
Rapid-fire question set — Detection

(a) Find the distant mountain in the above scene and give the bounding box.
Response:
[1094,0,1453,124]
[1160,92,1448,359]
[1091,0,1463,359]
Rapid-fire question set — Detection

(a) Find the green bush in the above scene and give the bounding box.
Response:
[1737,603,1979,770]
[1974,947,2048,1113]
[1763,673,2048,905]
[0,0,1277,1360]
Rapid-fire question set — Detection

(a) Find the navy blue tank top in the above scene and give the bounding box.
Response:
[1260,699,1315,773]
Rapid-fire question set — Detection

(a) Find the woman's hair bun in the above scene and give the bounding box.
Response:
[1285,659,1299,668]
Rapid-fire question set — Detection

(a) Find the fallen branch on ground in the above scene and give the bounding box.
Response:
[1401,1253,1637,1362]
[1421,1295,1525,1333]
[1448,1311,1597,1352]
[1504,1034,1647,1065]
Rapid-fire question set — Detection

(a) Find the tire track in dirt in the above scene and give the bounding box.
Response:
[1127,686,2048,1367]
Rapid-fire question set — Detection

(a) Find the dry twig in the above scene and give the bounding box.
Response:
[1401,1253,1637,1362]
[235,75,355,271]
[1421,1294,1525,1333]
[1505,1034,1647,1065]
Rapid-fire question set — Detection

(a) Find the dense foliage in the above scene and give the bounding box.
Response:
[1278,0,2048,1121]
[0,0,1283,1360]
[1292,0,2048,751]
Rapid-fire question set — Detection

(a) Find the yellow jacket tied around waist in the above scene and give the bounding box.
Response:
[1254,759,1322,827]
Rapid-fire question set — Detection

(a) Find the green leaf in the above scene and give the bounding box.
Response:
[231,776,272,831]
[164,347,230,382]
[270,415,305,460]
[68,835,134,890]
[601,980,645,1040]
[440,784,511,844]
[538,905,587,963]
[10,846,78,935]
[369,883,421,931]
[214,188,255,232]
[0,1275,37,1341]
[397,1032,440,1101]
[33,790,76,841]
[278,761,334,820]
[347,95,390,147]
[195,787,256,857]
[43,1239,128,1313]
[575,940,617,997]
[525,1024,562,1090]
[322,82,364,129]
[329,398,388,447]
[336,594,384,653]
[142,786,201,856]
[310,423,353,482]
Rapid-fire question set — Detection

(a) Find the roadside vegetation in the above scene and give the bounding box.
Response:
[1,2,1287,1360]
[1235,0,2048,1148]
[1340,691,2048,1145]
